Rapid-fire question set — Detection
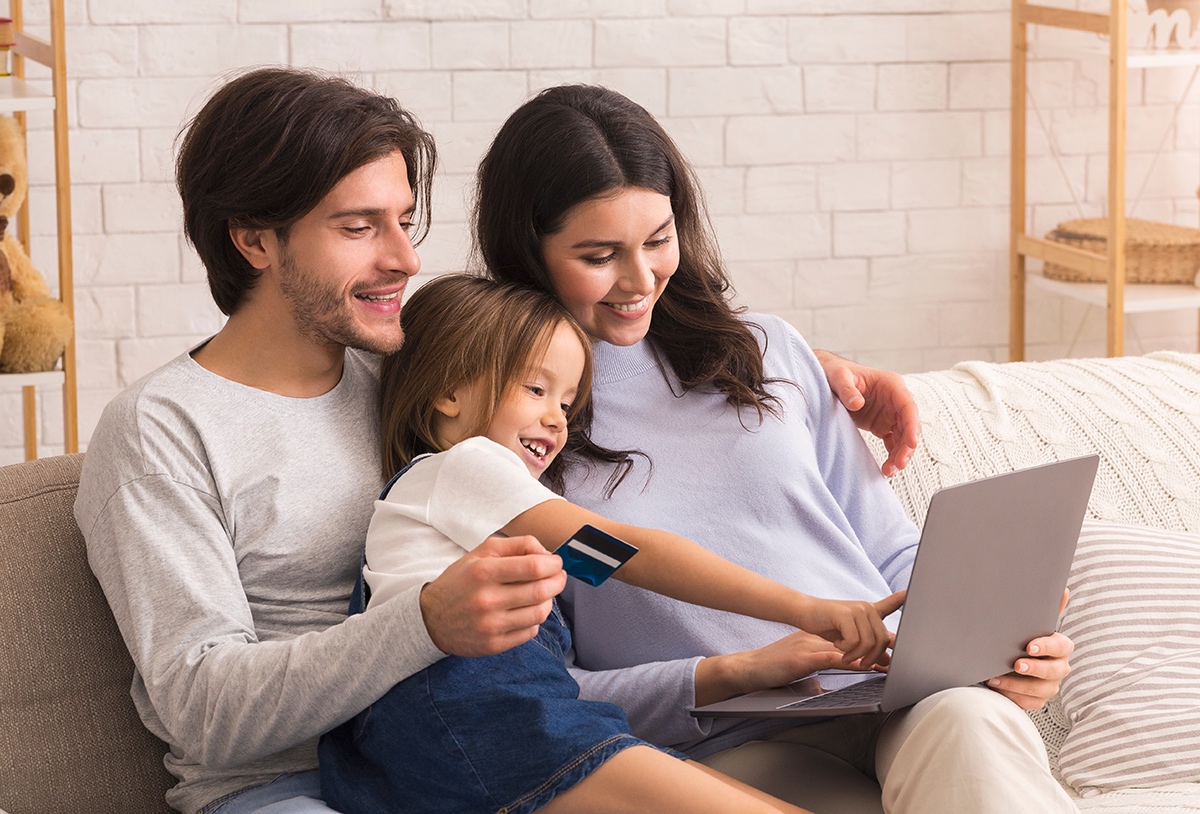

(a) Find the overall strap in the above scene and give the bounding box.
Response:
[348,454,433,616]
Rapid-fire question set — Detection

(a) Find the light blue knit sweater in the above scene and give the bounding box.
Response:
[561,314,920,757]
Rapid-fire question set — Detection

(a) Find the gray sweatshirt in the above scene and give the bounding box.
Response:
[75,349,442,813]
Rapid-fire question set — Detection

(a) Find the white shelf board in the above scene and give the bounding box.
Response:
[0,369,64,390]
[1028,268,1200,313]
[0,76,55,113]
[1029,40,1200,68]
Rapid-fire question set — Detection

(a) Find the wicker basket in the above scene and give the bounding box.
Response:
[1043,218,1200,284]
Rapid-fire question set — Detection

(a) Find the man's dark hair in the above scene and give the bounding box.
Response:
[176,67,437,316]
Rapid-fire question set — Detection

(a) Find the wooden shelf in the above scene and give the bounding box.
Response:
[0,370,63,389]
[0,76,55,113]
[1011,1,1200,358]
[1028,269,1200,313]
[1,0,76,461]
[1029,40,1200,68]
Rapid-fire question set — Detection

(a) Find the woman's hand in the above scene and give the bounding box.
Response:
[985,592,1075,710]
[814,350,921,477]
[985,631,1074,710]
[694,630,890,708]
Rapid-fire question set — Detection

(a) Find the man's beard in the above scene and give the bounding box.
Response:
[276,242,404,355]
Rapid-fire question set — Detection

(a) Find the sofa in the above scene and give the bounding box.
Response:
[2,350,1199,814]
[860,349,1200,813]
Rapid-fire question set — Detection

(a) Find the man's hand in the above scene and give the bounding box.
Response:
[986,631,1074,710]
[814,350,920,477]
[419,535,566,657]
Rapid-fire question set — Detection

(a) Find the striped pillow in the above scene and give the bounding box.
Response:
[1057,521,1200,796]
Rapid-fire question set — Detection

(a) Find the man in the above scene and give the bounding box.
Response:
[75,67,566,814]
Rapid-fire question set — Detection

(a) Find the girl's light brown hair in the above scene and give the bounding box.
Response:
[380,274,616,493]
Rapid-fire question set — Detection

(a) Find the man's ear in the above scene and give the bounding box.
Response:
[229,225,276,270]
[432,392,461,419]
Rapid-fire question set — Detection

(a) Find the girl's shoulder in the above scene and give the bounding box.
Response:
[439,437,540,489]
[381,436,549,505]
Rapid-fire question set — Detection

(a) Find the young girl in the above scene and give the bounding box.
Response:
[318,274,902,814]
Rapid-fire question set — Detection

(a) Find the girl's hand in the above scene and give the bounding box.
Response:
[694,630,890,707]
[795,590,906,668]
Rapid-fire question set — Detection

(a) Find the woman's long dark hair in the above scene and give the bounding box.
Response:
[472,84,778,417]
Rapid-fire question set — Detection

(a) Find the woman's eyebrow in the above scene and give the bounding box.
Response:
[569,215,675,249]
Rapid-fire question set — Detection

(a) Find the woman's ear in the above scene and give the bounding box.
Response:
[432,392,461,418]
[229,226,276,270]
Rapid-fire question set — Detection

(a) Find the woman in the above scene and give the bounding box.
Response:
[471,84,1076,814]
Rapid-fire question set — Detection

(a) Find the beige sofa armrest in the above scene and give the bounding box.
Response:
[0,454,173,813]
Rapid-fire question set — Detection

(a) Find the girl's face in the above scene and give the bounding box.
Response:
[434,321,586,478]
[540,186,678,347]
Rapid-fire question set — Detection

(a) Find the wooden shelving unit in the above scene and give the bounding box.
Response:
[1010,0,1200,360]
[0,0,75,460]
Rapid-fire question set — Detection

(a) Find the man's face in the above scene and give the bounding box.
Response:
[271,151,421,355]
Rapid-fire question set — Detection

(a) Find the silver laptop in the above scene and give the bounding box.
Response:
[691,454,1099,719]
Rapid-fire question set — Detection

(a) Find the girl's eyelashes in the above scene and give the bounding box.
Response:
[522,384,574,414]
[583,253,616,266]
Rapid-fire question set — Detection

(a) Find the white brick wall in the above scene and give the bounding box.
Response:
[3,0,1199,464]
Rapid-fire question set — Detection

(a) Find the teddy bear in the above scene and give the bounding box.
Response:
[0,114,72,374]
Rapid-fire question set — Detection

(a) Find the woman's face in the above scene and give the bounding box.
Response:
[541,186,678,347]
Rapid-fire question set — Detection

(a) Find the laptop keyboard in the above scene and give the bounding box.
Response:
[778,675,887,710]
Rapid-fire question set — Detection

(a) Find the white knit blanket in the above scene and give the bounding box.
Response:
[862,351,1200,813]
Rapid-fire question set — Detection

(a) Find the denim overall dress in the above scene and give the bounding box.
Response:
[318,457,668,814]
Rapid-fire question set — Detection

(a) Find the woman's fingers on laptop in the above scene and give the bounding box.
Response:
[985,631,1074,709]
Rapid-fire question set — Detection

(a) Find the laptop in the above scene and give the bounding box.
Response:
[691,454,1099,719]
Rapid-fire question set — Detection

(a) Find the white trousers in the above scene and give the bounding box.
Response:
[698,687,1078,814]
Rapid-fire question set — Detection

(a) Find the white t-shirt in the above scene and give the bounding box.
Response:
[364,436,564,608]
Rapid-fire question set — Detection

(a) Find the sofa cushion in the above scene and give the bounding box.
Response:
[866,351,1200,535]
[1057,521,1200,796]
[0,454,173,814]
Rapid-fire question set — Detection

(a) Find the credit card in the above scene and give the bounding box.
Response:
[554,524,638,586]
